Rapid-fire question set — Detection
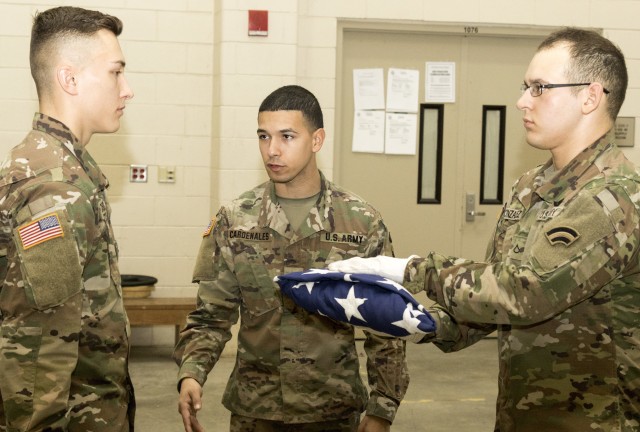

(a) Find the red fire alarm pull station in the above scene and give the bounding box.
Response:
[248,10,268,36]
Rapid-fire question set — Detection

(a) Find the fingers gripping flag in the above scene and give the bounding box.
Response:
[275,269,435,340]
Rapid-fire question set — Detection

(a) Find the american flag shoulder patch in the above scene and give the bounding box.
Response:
[203,219,215,237]
[18,213,64,250]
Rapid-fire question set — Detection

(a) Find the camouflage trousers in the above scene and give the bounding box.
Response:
[230,412,360,432]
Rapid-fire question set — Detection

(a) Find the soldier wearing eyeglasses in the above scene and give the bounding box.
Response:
[330,27,640,431]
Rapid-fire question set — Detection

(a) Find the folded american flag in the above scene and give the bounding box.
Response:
[275,269,435,340]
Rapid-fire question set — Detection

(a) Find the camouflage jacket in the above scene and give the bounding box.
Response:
[173,172,409,424]
[405,137,640,431]
[0,114,134,431]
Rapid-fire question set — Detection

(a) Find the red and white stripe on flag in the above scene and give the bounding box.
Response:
[203,219,215,237]
[18,213,64,250]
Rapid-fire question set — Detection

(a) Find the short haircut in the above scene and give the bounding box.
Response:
[538,27,628,120]
[30,6,123,98]
[259,85,324,131]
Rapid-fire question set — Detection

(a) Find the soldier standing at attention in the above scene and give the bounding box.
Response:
[173,85,409,432]
[0,6,135,431]
[330,28,640,431]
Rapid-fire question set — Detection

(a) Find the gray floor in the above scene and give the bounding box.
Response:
[130,337,498,431]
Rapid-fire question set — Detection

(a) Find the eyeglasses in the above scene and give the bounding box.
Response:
[521,82,610,97]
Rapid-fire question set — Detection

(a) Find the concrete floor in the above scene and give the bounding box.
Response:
[130,337,499,431]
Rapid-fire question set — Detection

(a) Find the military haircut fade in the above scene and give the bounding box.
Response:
[30,6,123,98]
[259,85,324,131]
[538,27,628,120]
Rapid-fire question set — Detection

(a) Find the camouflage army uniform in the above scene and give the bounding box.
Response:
[405,137,640,432]
[173,172,408,425]
[0,113,134,431]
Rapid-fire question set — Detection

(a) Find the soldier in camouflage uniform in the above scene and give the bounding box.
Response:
[330,28,640,431]
[0,7,135,431]
[173,85,409,432]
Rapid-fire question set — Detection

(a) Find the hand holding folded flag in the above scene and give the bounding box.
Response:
[275,269,435,342]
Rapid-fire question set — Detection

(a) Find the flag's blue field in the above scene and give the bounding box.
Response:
[275,269,435,339]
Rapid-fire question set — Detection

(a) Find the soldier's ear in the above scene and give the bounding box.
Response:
[582,82,605,115]
[58,66,78,96]
[312,128,325,153]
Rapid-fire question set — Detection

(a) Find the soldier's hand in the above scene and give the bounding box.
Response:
[358,414,391,432]
[178,378,205,432]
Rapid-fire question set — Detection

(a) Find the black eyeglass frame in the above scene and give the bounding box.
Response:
[521,82,610,97]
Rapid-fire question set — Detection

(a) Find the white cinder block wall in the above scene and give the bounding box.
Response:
[0,0,215,345]
[1,0,639,346]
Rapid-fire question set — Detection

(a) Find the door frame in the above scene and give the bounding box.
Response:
[333,21,561,258]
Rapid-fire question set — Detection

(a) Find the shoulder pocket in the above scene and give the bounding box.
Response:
[13,210,82,310]
[193,233,217,282]
[530,196,614,275]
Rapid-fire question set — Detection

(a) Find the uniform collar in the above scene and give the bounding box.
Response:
[32,112,109,190]
[258,171,332,240]
[33,113,81,154]
[533,135,612,205]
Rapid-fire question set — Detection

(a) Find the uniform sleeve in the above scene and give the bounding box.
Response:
[0,182,93,430]
[404,186,639,327]
[173,209,241,387]
[361,217,410,423]
[423,306,496,353]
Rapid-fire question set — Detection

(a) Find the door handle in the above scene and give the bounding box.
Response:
[467,210,486,217]
[465,192,486,222]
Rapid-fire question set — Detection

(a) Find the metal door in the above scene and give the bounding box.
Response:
[336,25,550,260]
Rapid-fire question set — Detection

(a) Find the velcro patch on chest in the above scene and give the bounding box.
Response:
[537,206,564,221]
[321,232,366,245]
[502,208,523,221]
[545,226,580,247]
[228,229,271,241]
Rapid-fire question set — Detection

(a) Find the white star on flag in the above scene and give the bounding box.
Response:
[378,278,409,292]
[302,268,335,275]
[335,286,367,322]
[292,281,316,293]
[391,303,427,334]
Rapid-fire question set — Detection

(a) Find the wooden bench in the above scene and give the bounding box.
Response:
[123,297,196,344]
